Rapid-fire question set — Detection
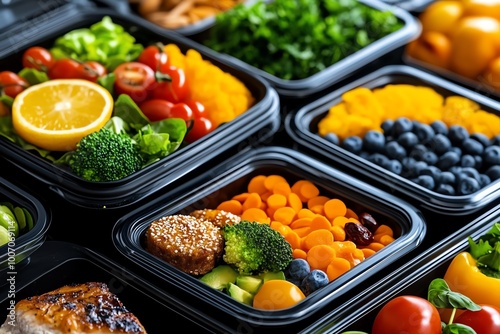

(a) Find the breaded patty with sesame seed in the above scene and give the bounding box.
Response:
[189,209,241,228]
[144,214,224,276]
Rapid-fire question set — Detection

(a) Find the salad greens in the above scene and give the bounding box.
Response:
[205,0,403,80]
[468,222,500,278]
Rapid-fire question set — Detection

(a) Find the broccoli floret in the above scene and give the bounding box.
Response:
[68,127,143,182]
[222,221,293,274]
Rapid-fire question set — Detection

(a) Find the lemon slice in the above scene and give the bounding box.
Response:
[12,79,114,151]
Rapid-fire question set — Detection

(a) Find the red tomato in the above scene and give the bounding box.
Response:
[0,71,28,98]
[151,65,190,103]
[79,61,107,82]
[455,304,500,334]
[185,116,214,143]
[48,58,81,79]
[138,44,169,72]
[372,296,442,334]
[140,99,194,122]
[22,46,55,71]
[185,100,208,118]
[114,62,156,103]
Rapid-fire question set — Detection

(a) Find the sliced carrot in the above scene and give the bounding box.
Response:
[267,193,287,209]
[330,225,346,241]
[310,215,332,231]
[332,216,349,228]
[285,230,302,250]
[331,241,357,258]
[345,208,359,220]
[270,220,290,237]
[287,192,303,213]
[247,175,267,195]
[216,199,243,215]
[374,224,394,238]
[326,257,351,282]
[272,181,292,196]
[232,192,250,203]
[292,248,307,260]
[294,226,311,238]
[361,248,377,258]
[264,174,288,191]
[291,180,310,197]
[296,208,315,219]
[377,234,395,246]
[241,207,270,224]
[242,192,262,211]
[307,196,330,210]
[353,248,365,262]
[273,206,297,225]
[266,207,276,220]
[290,217,313,229]
[303,229,334,251]
[299,181,320,202]
[260,191,273,203]
[366,242,385,252]
[324,198,347,220]
[307,244,336,272]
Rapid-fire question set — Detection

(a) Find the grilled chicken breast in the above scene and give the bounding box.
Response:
[0,282,146,334]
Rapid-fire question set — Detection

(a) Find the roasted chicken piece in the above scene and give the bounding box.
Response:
[0,282,146,334]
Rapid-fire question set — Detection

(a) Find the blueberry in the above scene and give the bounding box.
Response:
[479,174,491,188]
[448,125,469,145]
[462,138,484,155]
[409,144,428,161]
[359,151,370,159]
[474,155,483,170]
[381,119,394,135]
[284,259,311,286]
[436,151,460,171]
[450,146,462,157]
[486,165,500,181]
[393,117,413,136]
[430,120,448,135]
[421,151,438,165]
[342,136,363,154]
[413,121,435,143]
[439,171,456,185]
[483,145,500,166]
[460,154,476,168]
[420,166,441,182]
[461,167,481,183]
[435,183,455,195]
[324,133,339,145]
[413,174,435,190]
[301,269,329,296]
[470,133,490,148]
[428,133,452,155]
[385,159,402,175]
[384,141,407,160]
[458,177,480,195]
[402,159,428,178]
[491,134,500,146]
[397,132,419,150]
[367,153,390,167]
[363,130,385,153]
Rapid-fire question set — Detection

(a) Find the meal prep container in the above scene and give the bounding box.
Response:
[300,202,500,334]
[0,241,227,333]
[112,146,426,333]
[285,65,500,215]
[185,0,421,99]
[0,175,50,275]
[0,8,280,210]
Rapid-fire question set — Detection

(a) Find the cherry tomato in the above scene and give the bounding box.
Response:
[79,61,107,82]
[372,296,442,334]
[48,58,81,79]
[184,100,208,118]
[140,99,194,122]
[151,65,190,103]
[185,116,214,143]
[455,304,500,334]
[0,71,28,98]
[22,46,55,71]
[114,62,156,103]
[138,44,169,72]
[253,280,305,310]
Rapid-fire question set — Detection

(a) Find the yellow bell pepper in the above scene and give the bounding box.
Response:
[443,251,500,308]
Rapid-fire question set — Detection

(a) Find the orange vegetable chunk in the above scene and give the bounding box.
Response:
[324,198,347,220]
[247,175,267,195]
[307,244,336,272]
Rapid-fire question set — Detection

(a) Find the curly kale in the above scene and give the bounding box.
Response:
[222,220,293,274]
[68,127,143,182]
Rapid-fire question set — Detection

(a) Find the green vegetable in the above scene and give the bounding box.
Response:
[222,221,293,274]
[50,16,143,71]
[67,127,143,182]
[468,222,500,278]
[205,0,403,80]
[227,282,254,306]
[200,264,239,290]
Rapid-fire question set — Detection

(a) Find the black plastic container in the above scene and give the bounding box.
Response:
[0,9,280,210]
[0,241,229,333]
[112,146,426,332]
[0,176,50,274]
[186,0,421,99]
[301,203,500,334]
[285,65,500,215]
